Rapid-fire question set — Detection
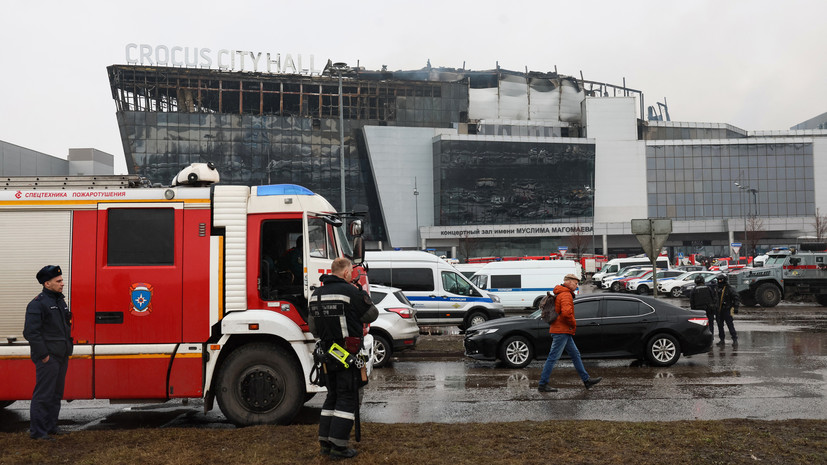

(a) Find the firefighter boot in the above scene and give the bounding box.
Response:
[320,441,332,455]
[330,446,358,459]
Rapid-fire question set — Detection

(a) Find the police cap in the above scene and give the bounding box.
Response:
[36,265,62,284]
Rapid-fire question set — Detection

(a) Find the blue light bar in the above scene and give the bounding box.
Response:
[257,184,315,196]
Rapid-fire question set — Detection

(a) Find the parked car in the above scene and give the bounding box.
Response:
[464,294,712,368]
[368,284,420,368]
[680,274,720,298]
[626,269,686,294]
[603,267,651,292]
[658,271,717,297]
[675,265,706,272]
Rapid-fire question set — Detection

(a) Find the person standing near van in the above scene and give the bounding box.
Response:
[689,274,717,338]
[715,274,739,347]
[538,273,602,392]
[23,265,73,440]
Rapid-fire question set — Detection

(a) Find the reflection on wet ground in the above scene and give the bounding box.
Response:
[358,306,827,423]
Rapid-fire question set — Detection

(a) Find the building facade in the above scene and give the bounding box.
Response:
[1,143,114,177]
[106,63,827,261]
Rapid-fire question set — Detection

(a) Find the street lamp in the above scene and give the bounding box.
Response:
[331,61,349,212]
[734,177,759,261]
[414,177,420,247]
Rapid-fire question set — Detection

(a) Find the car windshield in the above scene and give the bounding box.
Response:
[529,309,542,319]
[765,255,787,266]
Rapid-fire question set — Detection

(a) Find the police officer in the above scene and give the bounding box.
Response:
[715,274,739,346]
[689,274,717,338]
[308,257,378,459]
[23,265,73,440]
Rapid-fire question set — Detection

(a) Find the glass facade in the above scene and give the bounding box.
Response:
[646,143,815,219]
[434,139,595,225]
[642,124,747,140]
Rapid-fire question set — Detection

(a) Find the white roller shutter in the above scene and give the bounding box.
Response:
[213,186,250,312]
[0,211,72,339]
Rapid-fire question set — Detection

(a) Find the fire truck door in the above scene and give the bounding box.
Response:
[94,204,184,344]
[304,213,338,295]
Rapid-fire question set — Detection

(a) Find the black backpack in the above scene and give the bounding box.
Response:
[539,292,558,324]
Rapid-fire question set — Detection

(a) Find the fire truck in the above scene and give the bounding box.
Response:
[0,163,369,425]
[728,244,827,307]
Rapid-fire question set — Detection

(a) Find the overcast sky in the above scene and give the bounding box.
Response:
[1,0,824,174]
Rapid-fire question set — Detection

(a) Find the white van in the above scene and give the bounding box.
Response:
[365,251,505,329]
[593,256,671,287]
[469,260,581,311]
[454,263,485,279]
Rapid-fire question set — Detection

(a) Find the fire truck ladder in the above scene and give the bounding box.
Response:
[2,174,149,190]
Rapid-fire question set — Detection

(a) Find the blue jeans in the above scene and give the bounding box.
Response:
[539,333,590,386]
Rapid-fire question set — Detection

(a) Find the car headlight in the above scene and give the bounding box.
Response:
[488,294,501,303]
[476,328,498,335]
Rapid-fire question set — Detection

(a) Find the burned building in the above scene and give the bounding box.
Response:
[107,59,827,259]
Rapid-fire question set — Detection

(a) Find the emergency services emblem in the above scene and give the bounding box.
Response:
[130,283,153,316]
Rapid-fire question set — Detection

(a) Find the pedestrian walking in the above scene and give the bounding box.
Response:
[538,273,602,392]
[689,274,717,338]
[715,274,739,346]
[23,265,73,440]
[308,257,378,459]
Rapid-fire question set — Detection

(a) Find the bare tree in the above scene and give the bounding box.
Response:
[458,231,480,262]
[567,222,590,260]
[814,208,827,241]
[745,215,765,258]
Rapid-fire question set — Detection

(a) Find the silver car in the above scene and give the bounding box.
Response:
[369,284,420,368]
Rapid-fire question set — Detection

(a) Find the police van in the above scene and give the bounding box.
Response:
[469,260,581,311]
[365,251,504,329]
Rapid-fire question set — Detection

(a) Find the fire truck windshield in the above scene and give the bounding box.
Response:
[336,223,354,258]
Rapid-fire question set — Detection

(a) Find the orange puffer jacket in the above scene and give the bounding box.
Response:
[548,284,576,335]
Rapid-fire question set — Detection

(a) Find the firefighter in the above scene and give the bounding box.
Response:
[23,265,73,440]
[715,274,739,346]
[308,257,378,459]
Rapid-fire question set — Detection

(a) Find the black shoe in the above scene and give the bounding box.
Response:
[732,340,739,347]
[329,447,358,459]
[537,384,558,392]
[584,377,603,389]
[320,441,332,455]
[716,340,726,346]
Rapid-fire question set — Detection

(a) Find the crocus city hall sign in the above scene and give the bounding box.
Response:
[125,43,320,75]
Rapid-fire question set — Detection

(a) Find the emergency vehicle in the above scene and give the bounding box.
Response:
[0,163,368,426]
[728,244,827,307]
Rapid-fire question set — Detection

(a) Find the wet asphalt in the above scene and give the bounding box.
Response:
[2,290,826,431]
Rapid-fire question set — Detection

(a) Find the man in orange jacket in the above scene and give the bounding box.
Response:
[537,273,602,392]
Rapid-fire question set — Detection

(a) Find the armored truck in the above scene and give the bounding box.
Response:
[728,244,827,307]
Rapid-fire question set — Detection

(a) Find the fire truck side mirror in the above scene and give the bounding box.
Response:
[349,220,363,237]
[352,236,365,265]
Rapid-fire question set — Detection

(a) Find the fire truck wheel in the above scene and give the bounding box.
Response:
[755,283,782,307]
[0,400,14,409]
[216,343,304,426]
[816,295,827,306]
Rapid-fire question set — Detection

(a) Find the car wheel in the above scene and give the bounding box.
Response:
[645,333,681,367]
[466,311,488,328]
[670,287,683,298]
[637,285,649,295]
[371,333,392,368]
[499,335,534,369]
[611,282,621,292]
[755,283,782,307]
[816,295,827,306]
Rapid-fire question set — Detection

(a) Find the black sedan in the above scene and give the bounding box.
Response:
[464,294,712,368]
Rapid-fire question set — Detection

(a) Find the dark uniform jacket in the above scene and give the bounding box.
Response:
[716,284,740,313]
[690,285,717,310]
[308,274,378,347]
[23,288,73,362]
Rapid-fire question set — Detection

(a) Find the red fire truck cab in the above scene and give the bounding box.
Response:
[0,163,368,425]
